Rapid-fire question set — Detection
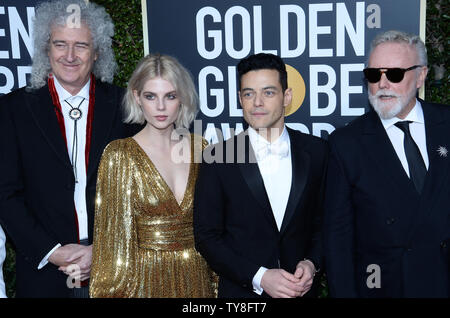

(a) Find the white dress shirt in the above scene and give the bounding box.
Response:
[380,99,429,176]
[38,77,90,269]
[0,225,6,298]
[248,126,292,295]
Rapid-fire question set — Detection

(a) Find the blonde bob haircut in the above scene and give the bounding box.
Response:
[123,53,199,129]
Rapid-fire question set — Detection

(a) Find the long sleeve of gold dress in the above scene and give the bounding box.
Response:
[89,135,217,297]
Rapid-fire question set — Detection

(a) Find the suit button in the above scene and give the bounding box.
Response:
[386,218,396,225]
[441,242,447,249]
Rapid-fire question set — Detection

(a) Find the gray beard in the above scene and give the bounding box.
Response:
[368,88,416,120]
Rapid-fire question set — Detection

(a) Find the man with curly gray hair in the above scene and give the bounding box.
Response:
[0,0,138,297]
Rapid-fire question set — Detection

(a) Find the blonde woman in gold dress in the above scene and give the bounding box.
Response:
[89,54,216,297]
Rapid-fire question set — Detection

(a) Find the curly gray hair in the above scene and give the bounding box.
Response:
[29,0,117,89]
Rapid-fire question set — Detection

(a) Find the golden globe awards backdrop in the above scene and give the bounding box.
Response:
[142,0,426,142]
[0,0,35,94]
[1,0,426,143]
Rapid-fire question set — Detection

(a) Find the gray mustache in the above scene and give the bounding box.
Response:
[372,90,400,98]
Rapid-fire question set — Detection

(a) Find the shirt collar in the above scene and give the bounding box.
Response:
[380,98,424,130]
[53,76,91,104]
[248,125,290,148]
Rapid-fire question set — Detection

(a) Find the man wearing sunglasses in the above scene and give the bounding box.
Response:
[324,30,449,298]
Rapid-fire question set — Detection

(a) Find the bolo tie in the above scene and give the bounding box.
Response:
[64,97,85,183]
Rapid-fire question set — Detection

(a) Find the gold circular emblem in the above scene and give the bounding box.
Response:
[285,64,306,117]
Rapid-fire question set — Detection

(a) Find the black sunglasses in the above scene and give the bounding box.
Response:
[363,65,423,83]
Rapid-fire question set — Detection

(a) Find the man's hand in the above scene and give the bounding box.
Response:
[294,259,316,296]
[48,244,85,267]
[260,268,303,298]
[49,244,93,281]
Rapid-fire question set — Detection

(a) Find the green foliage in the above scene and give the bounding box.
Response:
[319,274,329,298]
[2,0,448,298]
[425,0,450,104]
[4,242,15,298]
[94,0,144,88]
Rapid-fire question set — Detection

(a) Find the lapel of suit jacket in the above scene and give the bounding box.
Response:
[86,80,118,182]
[406,100,450,243]
[279,128,310,235]
[420,100,450,199]
[361,110,418,198]
[237,131,279,232]
[26,85,72,168]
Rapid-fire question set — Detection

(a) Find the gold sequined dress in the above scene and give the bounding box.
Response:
[89,135,216,297]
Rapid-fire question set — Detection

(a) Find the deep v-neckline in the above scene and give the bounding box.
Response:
[130,136,193,209]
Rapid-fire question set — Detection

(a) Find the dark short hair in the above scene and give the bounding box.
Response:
[237,53,288,91]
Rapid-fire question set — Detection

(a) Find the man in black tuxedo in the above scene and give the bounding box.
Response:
[324,30,449,297]
[0,0,138,297]
[194,53,328,298]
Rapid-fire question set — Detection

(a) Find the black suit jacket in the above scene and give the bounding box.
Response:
[0,80,139,297]
[324,99,450,298]
[194,128,328,297]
